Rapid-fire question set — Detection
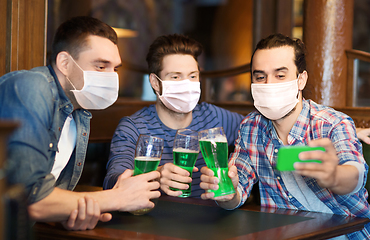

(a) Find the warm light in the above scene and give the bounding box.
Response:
[112,27,138,38]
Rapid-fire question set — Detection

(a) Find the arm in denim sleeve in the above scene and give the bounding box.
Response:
[103,117,140,189]
[1,71,57,204]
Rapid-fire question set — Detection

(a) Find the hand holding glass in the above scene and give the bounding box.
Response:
[130,135,163,215]
[171,129,199,198]
[199,127,235,197]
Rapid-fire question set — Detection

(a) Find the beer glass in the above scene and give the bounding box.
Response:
[198,127,235,197]
[171,129,199,197]
[130,135,164,215]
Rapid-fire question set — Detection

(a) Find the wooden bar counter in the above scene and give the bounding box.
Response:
[34,195,369,240]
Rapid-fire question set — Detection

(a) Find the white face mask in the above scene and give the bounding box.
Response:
[67,56,119,110]
[154,75,201,113]
[251,79,299,120]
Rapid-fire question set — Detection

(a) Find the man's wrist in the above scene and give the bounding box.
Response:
[216,191,240,210]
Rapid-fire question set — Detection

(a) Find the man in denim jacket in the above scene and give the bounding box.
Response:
[0,16,160,230]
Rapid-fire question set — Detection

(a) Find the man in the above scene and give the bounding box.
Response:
[104,34,244,198]
[200,33,370,239]
[0,16,160,230]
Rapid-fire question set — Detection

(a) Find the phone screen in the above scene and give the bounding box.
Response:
[276,146,325,171]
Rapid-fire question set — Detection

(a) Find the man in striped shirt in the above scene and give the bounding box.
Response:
[200,33,370,239]
[103,34,244,198]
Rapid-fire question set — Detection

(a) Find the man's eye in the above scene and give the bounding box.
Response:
[277,75,285,79]
[254,76,265,82]
[171,76,179,80]
[97,65,105,71]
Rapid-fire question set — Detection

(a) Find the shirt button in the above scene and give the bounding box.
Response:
[83,133,87,136]
[288,195,292,199]
[277,176,281,180]
[49,143,53,148]
[58,127,61,131]
[274,149,278,153]
[77,162,82,166]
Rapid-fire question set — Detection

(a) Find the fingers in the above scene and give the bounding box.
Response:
[141,170,161,181]
[298,139,338,166]
[200,173,219,193]
[162,163,191,177]
[357,128,370,145]
[159,178,187,197]
[199,166,219,193]
[62,197,87,231]
[148,179,161,191]
[306,138,336,156]
[200,166,214,175]
[62,196,110,231]
[149,189,161,200]
[294,139,339,188]
[228,165,239,189]
[201,191,215,200]
[86,199,100,230]
[77,197,88,229]
[159,163,192,196]
[64,209,78,230]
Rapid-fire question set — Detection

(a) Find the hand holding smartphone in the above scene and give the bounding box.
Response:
[276,145,325,171]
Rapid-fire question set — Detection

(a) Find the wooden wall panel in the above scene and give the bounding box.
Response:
[0,0,47,77]
[0,0,8,76]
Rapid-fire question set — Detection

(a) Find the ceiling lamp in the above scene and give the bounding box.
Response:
[91,0,138,38]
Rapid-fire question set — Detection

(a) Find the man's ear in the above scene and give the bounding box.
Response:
[149,73,160,93]
[298,70,308,91]
[55,51,71,76]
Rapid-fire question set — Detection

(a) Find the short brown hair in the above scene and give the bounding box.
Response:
[251,33,307,75]
[50,16,118,64]
[146,34,203,76]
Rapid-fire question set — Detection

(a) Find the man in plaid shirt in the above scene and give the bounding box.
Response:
[200,33,370,239]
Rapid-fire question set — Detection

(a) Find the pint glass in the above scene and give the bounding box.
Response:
[198,127,235,197]
[171,129,199,197]
[130,135,163,215]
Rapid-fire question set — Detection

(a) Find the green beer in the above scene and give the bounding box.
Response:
[131,156,160,215]
[133,156,161,176]
[199,138,235,197]
[171,148,199,197]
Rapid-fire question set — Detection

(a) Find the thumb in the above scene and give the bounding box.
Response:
[121,169,134,179]
[99,213,112,222]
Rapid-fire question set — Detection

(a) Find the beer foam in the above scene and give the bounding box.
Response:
[135,156,161,161]
[173,148,199,153]
[199,136,227,143]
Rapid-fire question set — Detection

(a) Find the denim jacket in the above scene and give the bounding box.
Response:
[0,66,91,204]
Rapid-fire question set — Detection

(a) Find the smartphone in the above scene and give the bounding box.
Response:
[276,145,325,171]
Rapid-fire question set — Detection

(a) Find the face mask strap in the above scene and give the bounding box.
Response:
[66,54,85,91]
[153,74,163,82]
[69,54,85,72]
[152,74,164,96]
[66,76,77,90]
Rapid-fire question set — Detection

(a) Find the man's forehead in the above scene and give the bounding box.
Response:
[252,46,295,71]
[161,54,198,73]
[78,35,121,65]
